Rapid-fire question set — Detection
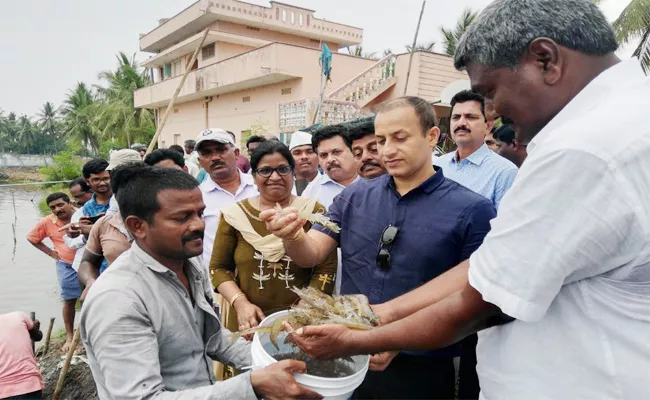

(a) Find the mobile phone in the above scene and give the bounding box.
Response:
[85,215,103,224]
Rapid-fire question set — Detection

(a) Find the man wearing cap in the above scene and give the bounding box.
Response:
[289,131,320,196]
[196,128,258,267]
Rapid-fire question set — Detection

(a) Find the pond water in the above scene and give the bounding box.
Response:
[0,187,64,331]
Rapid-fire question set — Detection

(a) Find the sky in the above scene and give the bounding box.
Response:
[0,0,637,118]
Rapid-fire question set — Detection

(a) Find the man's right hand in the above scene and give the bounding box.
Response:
[259,207,307,240]
[250,360,322,400]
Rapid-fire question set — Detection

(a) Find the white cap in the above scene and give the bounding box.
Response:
[107,149,142,171]
[289,131,313,151]
[195,128,235,150]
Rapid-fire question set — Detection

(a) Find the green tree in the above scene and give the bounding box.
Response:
[95,52,155,147]
[37,102,64,153]
[611,0,650,73]
[405,41,436,52]
[346,45,379,60]
[440,8,478,56]
[62,82,101,155]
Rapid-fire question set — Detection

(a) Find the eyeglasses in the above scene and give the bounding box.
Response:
[376,225,399,270]
[89,177,110,184]
[254,165,293,178]
[72,192,89,199]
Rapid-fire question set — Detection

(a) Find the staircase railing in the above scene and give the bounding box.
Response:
[327,54,397,104]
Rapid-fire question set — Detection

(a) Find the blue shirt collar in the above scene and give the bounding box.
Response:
[453,143,491,166]
[384,166,445,195]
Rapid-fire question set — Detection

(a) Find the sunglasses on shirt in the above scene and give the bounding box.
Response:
[376,225,399,270]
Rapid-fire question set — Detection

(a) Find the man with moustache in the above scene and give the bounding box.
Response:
[27,192,80,353]
[348,117,387,179]
[80,166,321,400]
[196,128,258,267]
[435,90,517,209]
[289,131,320,195]
[301,124,360,208]
[279,1,650,399]
[261,97,495,399]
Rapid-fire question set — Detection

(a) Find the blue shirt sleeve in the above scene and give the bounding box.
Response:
[460,198,496,260]
[312,193,343,245]
[493,167,518,209]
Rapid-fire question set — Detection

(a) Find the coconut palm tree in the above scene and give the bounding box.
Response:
[62,82,101,155]
[610,0,650,73]
[346,45,379,60]
[440,8,479,56]
[95,52,155,147]
[405,40,436,52]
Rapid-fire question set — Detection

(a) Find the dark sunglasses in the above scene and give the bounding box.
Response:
[254,165,293,178]
[376,225,399,270]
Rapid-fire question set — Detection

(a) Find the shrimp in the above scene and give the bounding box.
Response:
[275,203,341,233]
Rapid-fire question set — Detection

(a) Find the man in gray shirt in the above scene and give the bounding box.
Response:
[80,165,321,400]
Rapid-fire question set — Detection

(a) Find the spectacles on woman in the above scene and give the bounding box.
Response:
[253,165,293,178]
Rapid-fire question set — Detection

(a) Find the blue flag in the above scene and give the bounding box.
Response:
[320,44,332,81]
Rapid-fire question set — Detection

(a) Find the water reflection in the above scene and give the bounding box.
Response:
[0,187,63,330]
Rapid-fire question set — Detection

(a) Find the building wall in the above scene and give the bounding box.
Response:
[156,49,374,148]
[417,52,467,102]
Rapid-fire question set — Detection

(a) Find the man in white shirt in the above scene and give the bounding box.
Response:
[288,131,320,195]
[302,124,360,207]
[196,128,258,267]
[279,1,650,399]
[64,179,93,271]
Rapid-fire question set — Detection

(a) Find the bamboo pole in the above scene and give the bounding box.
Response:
[145,30,210,155]
[52,326,81,400]
[42,317,55,357]
[403,0,427,96]
[30,312,35,353]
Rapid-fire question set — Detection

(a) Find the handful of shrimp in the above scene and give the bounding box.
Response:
[275,203,341,233]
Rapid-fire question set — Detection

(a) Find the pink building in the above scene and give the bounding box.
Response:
[134,0,468,148]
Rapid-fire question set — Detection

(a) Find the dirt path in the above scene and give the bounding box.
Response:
[38,337,98,400]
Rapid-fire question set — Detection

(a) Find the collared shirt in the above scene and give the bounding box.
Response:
[82,193,111,217]
[434,143,517,209]
[302,173,361,208]
[106,196,118,216]
[315,169,495,357]
[80,242,256,400]
[64,208,86,271]
[200,170,258,266]
[292,172,321,196]
[469,60,650,400]
[26,214,76,264]
[85,213,132,266]
[0,312,44,398]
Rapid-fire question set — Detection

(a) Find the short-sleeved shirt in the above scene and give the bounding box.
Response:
[200,171,258,267]
[0,312,44,398]
[301,173,360,208]
[26,214,76,263]
[315,168,495,357]
[469,60,650,399]
[435,143,517,209]
[86,213,132,266]
[81,193,111,217]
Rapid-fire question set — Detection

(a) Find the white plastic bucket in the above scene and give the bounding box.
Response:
[251,310,369,400]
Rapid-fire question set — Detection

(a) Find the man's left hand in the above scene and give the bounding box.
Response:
[284,323,365,359]
[369,351,399,371]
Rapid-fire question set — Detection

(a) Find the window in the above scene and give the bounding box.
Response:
[174,134,181,145]
[242,96,251,103]
[202,43,215,60]
[163,63,172,78]
[291,11,295,24]
[299,14,303,26]
[158,66,164,81]
[281,87,291,95]
[173,60,182,76]
[282,9,286,22]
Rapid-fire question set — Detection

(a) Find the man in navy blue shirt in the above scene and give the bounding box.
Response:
[262,97,495,399]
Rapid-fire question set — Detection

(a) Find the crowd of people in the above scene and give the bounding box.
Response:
[2,0,649,399]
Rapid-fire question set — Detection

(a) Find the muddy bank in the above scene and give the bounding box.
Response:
[38,337,98,400]
[0,167,44,182]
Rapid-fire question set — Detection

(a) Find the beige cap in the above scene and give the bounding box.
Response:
[289,131,313,151]
[195,128,235,150]
[107,149,143,171]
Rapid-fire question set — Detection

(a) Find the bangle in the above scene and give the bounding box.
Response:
[230,292,246,306]
[285,229,305,242]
